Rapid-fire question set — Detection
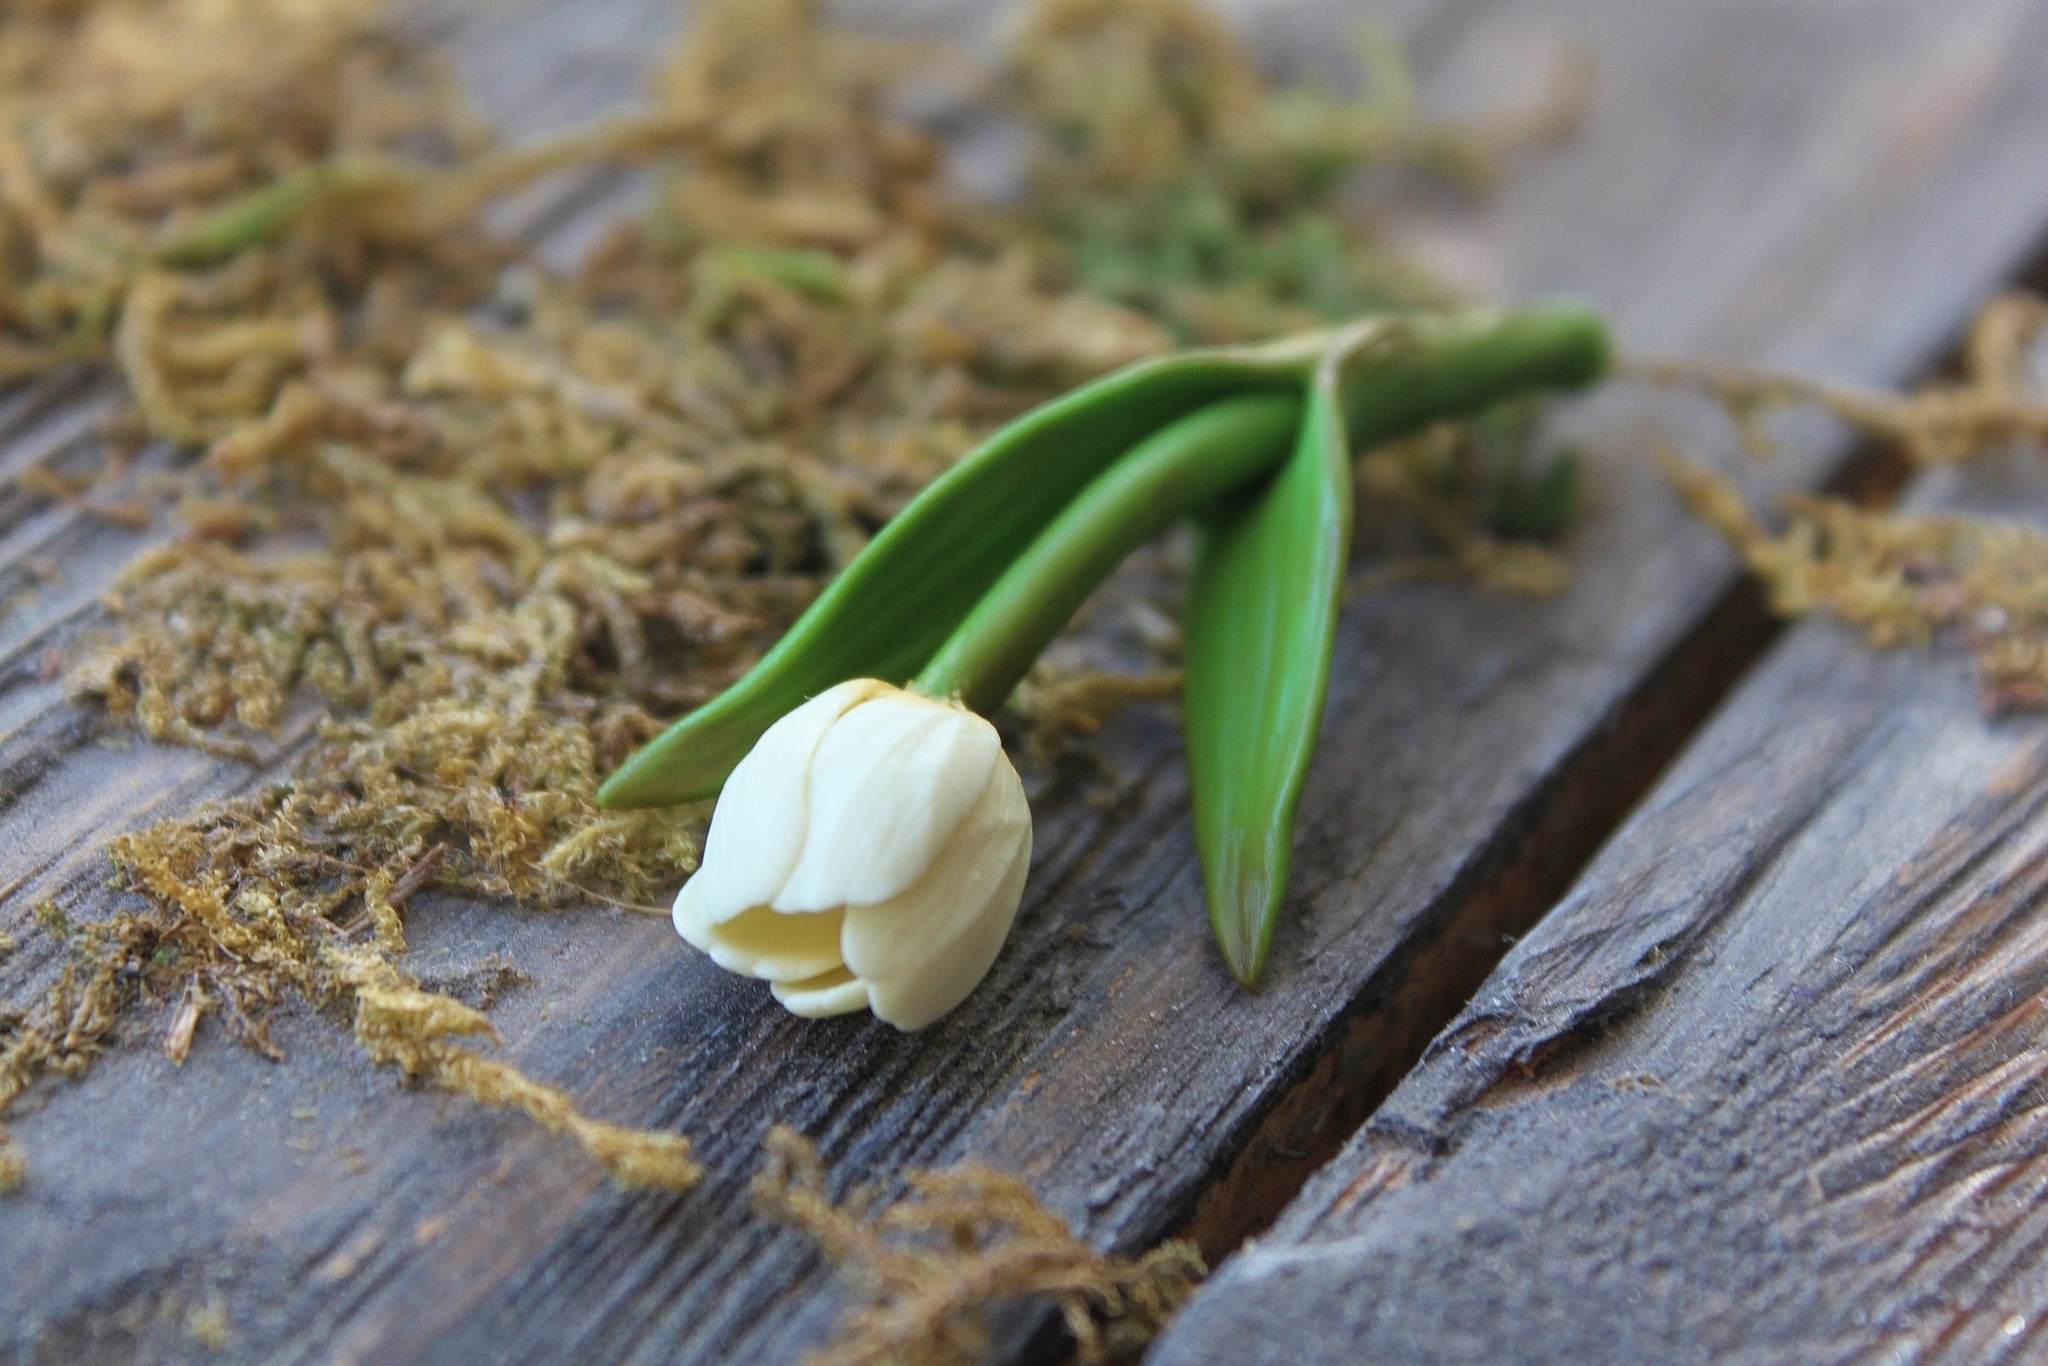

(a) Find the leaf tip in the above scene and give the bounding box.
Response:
[1211,872,1276,989]
[1221,939,1267,989]
[592,769,634,810]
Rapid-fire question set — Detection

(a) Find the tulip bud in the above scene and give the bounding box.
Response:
[672,679,1031,1030]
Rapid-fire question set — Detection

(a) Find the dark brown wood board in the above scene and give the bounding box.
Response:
[1148,455,2048,1366]
[4,1,2048,1364]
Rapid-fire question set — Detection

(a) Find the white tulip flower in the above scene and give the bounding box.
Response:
[672,679,1031,1030]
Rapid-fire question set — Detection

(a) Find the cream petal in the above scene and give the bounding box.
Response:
[771,966,872,1018]
[841,756,1031,1031]
[672,871,717,952]
[693,904,847,982]
[687,678,884,925]
[773,692,999,912]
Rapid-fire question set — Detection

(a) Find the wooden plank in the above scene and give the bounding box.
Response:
[1150,451,2048,1366]
[5,1,2048,1363]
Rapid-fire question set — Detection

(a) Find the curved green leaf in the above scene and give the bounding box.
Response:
[1183,303,1607,985]
[913,392,1302,713]
[597,336,1336,808]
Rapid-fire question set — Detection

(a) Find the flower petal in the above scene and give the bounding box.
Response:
[689,904,847,982]
[771,966,872,1018]
[774,691,1000,912]
[672,869,718,950]
[686,678,884,925]
[841,755,1031,1030]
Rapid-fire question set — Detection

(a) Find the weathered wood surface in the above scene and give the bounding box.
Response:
[1152,450,2048,1366]
[5,1,2048,1363]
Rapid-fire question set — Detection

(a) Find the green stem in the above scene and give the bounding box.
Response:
[152,113,701,271]
[912,393,1302,713]
[153,159,420,268]
[1336,302,1609,445]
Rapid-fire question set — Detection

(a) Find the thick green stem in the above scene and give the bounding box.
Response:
[912,393,1302,713]
[1336,302,1609,445]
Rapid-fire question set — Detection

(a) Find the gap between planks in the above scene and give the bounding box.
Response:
[1152,302,2048,1366]
[11,3,2048,1363]
[1169,162,2048,1273]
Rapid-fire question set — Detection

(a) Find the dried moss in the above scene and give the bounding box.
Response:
[3,0,1543,1185]
[184,1293,233,1353]
[0,0,805,1195]
[1654,292,2048,711]
[1009,0,1590,343]
[1353,398,1580,598]
[755,1126,1205,1366]
[0,6,1574,1353]
[1639,295,2048,468]
[343,951,700,1190]
[1666,446,2048,713]
[1010,663,1184,770]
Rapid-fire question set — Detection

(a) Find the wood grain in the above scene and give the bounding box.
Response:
[1152,453,2048,1365]
[5,1,2048,1363]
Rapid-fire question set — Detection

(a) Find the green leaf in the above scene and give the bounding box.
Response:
[1183,303,1607,984]
[913,392,1302,713]
[596,335,1339,808]
[1182,353,1354,988]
